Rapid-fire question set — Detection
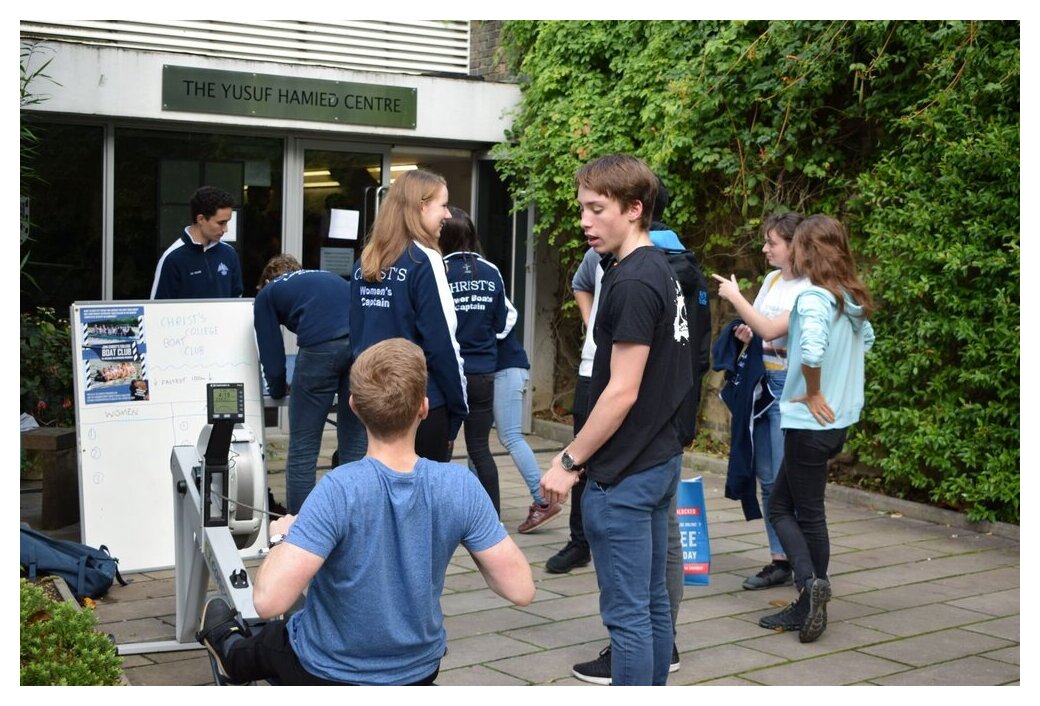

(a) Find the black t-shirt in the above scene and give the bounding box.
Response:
[586,246,693,485]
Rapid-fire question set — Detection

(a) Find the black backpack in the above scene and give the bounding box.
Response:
[20,526,128,601]
[663,248,712,446]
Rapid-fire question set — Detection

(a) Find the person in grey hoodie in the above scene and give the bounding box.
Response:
[757,214,875,644]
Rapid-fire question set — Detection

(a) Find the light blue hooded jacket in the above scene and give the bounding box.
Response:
[780,286,875,430]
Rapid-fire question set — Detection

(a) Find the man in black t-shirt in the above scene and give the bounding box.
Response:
[541,155,693,686]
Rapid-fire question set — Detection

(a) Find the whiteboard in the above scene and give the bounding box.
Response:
[71,299,268,572]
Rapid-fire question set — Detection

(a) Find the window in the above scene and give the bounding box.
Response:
[21,122,103,313]
[113,128,283,299]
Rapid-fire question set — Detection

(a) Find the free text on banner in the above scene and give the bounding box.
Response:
[677,476,711,585]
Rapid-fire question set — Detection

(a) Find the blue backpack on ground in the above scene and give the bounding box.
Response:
[20,525,128,601]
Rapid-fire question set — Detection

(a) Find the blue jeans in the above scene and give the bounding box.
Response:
[286,337,366,514]
[493,367,545,506]
[753,369,787,557]
[582,454,681,686]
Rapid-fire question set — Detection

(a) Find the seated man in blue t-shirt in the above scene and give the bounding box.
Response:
[197,338,535,686]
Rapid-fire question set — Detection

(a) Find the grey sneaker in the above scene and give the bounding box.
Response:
[742,561,794,590]
[799,577,832,643]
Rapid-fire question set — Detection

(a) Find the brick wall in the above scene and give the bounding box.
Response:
[470,20,513,81]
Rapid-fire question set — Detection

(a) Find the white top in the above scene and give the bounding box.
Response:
[578,264,606,378]
[752,270,811,371]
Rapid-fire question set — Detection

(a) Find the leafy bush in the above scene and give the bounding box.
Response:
[21,306,75,427]
[494,20,1020,523]
[20,578,123,685]
[850,22,1020,523]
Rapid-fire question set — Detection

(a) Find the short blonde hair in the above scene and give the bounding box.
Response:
[350,338,427,438]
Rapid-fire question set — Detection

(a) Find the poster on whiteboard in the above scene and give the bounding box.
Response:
[71,299,268,572]
[78,305,148,405]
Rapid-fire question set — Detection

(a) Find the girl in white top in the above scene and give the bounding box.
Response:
[712,212,810,591]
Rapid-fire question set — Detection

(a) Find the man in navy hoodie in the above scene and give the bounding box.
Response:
[151,186,243,299]
[254,255,366,513]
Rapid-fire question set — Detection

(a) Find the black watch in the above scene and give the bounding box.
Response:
[561,449,584,473]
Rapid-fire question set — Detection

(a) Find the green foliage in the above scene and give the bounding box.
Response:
[20,578,123,686]
[495,21,944,270]
[21,307,75,427]
[495,20,1019,523]
[850,21,1020,523]
[21,41,58,281]
[20,41,56,186]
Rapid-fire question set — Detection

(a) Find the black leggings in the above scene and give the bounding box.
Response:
[223,620,439,685]
[768,427,848,590]
[464,373,499,514]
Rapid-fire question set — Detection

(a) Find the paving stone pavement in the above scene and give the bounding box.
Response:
[21,423,1020,687]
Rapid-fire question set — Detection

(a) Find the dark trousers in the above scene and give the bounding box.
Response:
[768,427,848,590]
[223,619,439,686]
[463,373,499,514]
[415,405,451,462]
[567,375,592,548]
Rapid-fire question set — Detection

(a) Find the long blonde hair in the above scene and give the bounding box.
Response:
[360,169,447,282]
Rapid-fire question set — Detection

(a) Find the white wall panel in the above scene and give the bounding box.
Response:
[20,41,519,144]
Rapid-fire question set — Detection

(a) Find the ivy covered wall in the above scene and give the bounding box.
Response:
[493,20,1019,522]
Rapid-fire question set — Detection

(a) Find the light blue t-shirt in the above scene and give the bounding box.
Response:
[285,457,506,684]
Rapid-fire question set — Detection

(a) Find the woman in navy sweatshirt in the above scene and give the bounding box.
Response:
[349,169,467,462]
[439,207,513,514]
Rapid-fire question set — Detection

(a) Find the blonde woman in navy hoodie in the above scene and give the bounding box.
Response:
[349,170,467,462]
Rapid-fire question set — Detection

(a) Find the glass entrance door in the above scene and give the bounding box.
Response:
[300,147,387,277]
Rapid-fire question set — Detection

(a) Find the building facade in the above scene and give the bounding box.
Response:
[21,20,560,422]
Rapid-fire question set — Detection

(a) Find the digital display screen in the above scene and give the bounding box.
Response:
[207,382,244,423]
[212,388,240,415]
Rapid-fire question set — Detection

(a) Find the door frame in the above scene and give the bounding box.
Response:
[283,137,392,261]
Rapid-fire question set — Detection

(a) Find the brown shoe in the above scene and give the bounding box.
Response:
[518,502,561,534]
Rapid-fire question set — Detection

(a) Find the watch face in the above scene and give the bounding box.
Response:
[562,452,574,470]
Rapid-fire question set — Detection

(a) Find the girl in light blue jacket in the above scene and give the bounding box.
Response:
[758,214,875,645]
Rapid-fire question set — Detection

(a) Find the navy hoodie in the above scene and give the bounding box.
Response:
[350,242,468,436]
[712,319,774,521]
[443,252,517,374]
[254,269,351,399]
[496,329,530,371]
[151,228,243,299]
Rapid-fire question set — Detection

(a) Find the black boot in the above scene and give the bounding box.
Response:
[758,587,809,631]
[799,576,832,643]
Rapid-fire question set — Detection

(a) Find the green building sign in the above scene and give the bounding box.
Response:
[162,66,417,129]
